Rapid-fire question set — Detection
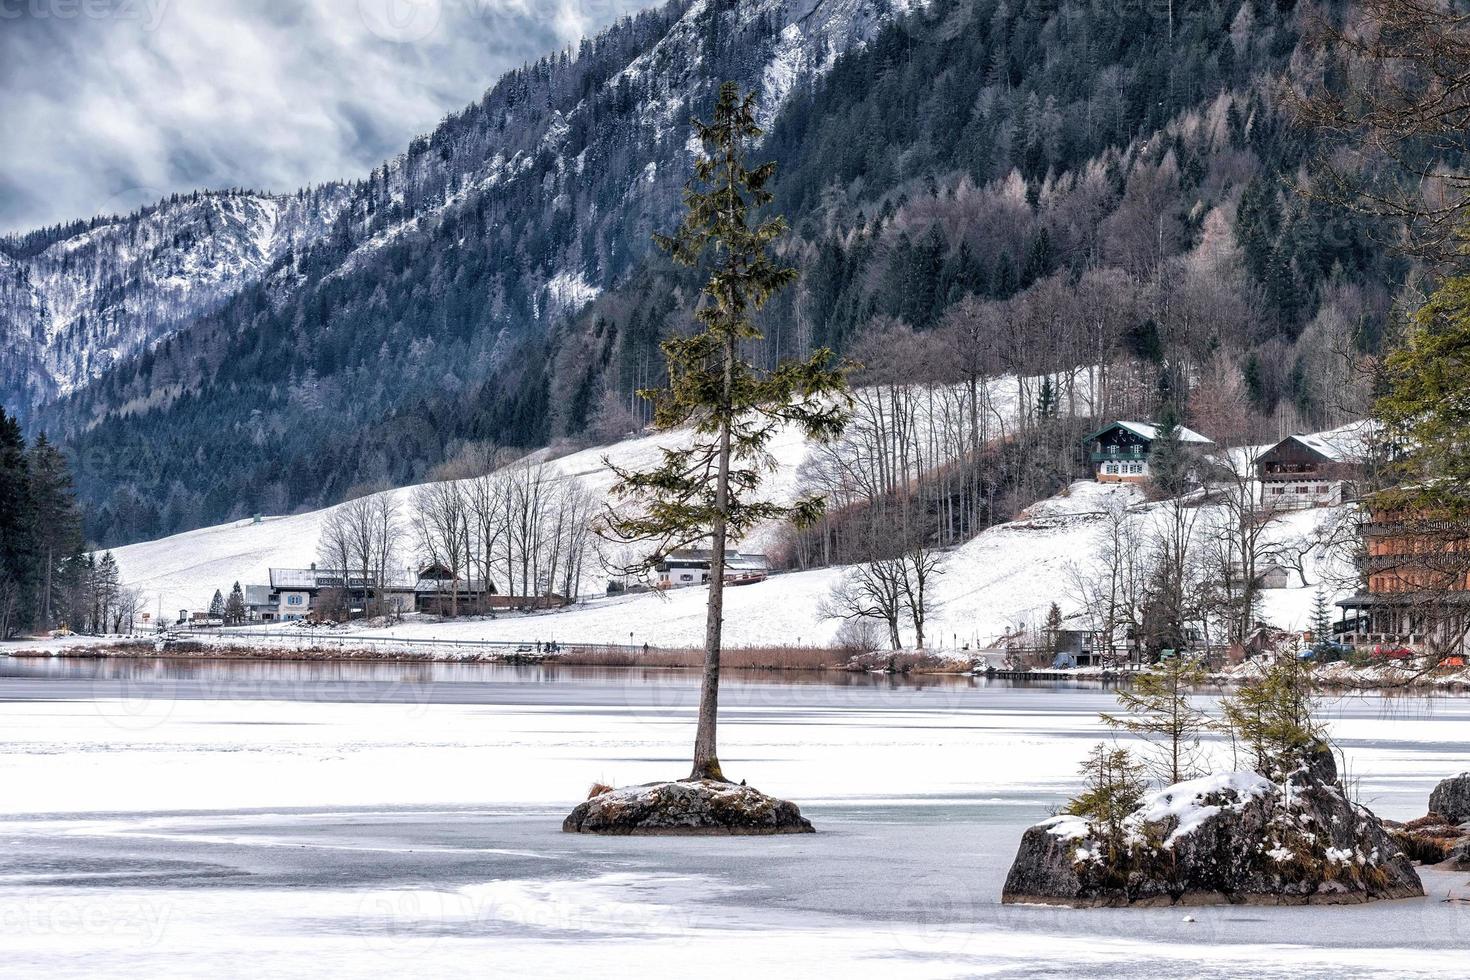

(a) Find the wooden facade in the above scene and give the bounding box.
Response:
[1082,421,1214,484]
[1256,435,1361,511]
[1337,508,1470,654]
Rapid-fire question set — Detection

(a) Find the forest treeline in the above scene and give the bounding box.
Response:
[0,408,136,637]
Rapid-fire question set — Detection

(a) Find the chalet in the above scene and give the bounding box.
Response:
[411,563,495,615]
[1082,421,1214,483]
[261,565,417,621]
[1256,433,1364,511]
[247,564,569,620]
[256,564,445,621]
[656,550,770,589]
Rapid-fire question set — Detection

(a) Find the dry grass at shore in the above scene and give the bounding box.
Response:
[550,644,841,670]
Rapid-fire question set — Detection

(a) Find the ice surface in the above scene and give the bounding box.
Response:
[0,660,1467,977]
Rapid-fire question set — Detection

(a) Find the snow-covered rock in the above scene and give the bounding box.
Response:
[563,778,815,835]
[1002,752,1423,907]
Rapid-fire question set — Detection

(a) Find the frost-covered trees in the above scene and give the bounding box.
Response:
[411,482,472,617]
[821,558,908,652]
[397,459,600,617]
[818,498,944,650]
[1067,498,1147,664]
[319,491,403,619]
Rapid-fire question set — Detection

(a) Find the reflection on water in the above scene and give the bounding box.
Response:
[2,655,1463,723]
[0,654,1127,691]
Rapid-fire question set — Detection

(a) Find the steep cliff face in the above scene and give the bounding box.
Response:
[0,188,351,414]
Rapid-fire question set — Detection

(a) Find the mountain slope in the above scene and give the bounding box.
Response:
[0,188,350,412]
[8,0,1417,550]
[9,0,913,544]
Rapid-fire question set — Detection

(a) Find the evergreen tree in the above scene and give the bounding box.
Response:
[1037,376,1058,420]
[27,434,84,629]
[603,83,851,781]
[1377,271,1470,516]
[1147,404,1190,498]
[1066,744,1149,878]
[1043,601,1064,656]
[1220,654,1325,782]
[1100,657,1211,785]
[209,589,226,621]
[0,409,33,637]
[95,553,121,632]
[226,582,246,625]
[1308,588,1334,656]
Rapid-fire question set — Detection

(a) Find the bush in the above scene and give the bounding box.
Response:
[1067,743,1149,877]
[833,618,883,654]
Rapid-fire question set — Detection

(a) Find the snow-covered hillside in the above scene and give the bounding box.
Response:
[283,480,1348,650]
[3,0,910,421]
[108,369,1068,615]
[111,411,814,619]
[113,400,1358,648]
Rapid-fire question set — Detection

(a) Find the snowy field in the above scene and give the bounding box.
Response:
[1,657,1468,977]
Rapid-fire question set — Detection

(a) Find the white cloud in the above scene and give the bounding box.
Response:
[0,0,659,233]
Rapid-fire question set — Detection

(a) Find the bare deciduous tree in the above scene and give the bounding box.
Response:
[412,481,471,617]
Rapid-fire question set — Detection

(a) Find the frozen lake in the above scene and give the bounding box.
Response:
[1,656,1468,977]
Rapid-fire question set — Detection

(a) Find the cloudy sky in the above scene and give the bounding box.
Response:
[0,0,659,233]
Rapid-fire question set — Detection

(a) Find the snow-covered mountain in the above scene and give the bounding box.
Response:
[0,189,351,412]
[1,0,905,423]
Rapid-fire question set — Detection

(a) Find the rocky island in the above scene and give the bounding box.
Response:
[1002,750,1423,907]
[562,779,815,835]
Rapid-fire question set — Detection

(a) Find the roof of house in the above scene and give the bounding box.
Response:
[268,567,416,590]
[1083,420,1215,446]
[664,549,768,568]
[244,584,273,605]
[269,568,327,590]
[1267,432,1366,464]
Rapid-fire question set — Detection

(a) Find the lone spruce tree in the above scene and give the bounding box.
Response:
[604,83,850,782]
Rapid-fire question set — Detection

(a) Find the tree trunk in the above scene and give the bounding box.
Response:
[692,331,734,783]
